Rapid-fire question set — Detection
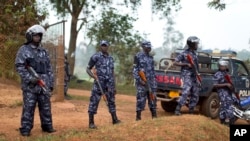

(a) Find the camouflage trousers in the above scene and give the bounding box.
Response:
[178,75,199,109]
[88,81,116,114]
[218,91,235,120]
[19,91,53,133]
[135,84,157,112]
[64,80,69,95]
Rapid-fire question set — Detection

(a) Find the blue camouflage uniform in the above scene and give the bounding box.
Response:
[87,51,116,114]
[213,70,235,122]
[133,51,157,113]
[64,57,70,96]
[175,49,200,110]
[15,43,54,134]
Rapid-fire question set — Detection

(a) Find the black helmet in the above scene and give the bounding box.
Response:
[25,25,45,43]
[186,36,200,48]
[141,40,152,48]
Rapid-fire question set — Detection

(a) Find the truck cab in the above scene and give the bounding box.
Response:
[155,49,250,118]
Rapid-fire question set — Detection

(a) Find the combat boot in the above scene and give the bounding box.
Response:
[136,111,141,121]
[151,111,157,119]
[223,119,230,127]
[189,108,195,114]
[89,113,97,129]
[111,112,121,124]
[174,104,182,116]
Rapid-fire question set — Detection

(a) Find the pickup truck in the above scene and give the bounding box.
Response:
[155,49,250,118]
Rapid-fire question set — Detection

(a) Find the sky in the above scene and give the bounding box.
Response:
[133,0,250,51]
[46,0,250,52]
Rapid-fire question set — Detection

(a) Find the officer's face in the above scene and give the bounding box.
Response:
[100,44,109,53]
[32,34,41,43]
[219,65,227,71]
[191,43,199,51]
[143,47,151,54]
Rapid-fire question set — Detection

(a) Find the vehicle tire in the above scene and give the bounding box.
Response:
[161,101,178,112]
[201,92,220,119]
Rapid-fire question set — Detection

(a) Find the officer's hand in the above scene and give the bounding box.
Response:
[50,87,54,92]
[140,80,146,85]
[186,63,192,68]
[30,77,39,84]
[226,83,233,89]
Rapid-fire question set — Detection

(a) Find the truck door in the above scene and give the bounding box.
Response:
[231,60,250,98]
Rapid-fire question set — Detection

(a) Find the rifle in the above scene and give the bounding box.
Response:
[138,70,155,105]
[91,68,109,106]
[224,74,240,100]
[186,54,202,87]
[26,66,51,98]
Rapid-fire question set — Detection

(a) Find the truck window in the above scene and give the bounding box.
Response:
[211,59,219,72]
[233,60,249,76]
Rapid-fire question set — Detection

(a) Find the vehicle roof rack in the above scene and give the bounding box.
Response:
[201,49,237,58]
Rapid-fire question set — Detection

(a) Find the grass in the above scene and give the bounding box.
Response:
[69,79,137,96]
[5,115,229,141]
[9,100,23,108]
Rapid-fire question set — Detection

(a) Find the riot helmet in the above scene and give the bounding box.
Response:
[25,25,45,43]
[186,36,200,49]
[218,59,229,68]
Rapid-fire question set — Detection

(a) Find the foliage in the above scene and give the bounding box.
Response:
[207,0,226,11]
[49,0,114,76]
[48,0,182,77]
[0,0,48,35]
[0,0,48,80]
[87,8,142,84]
[162,17,184,56]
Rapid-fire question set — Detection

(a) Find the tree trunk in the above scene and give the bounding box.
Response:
[68,16,79,76]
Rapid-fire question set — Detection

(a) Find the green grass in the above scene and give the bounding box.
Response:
[67,94,89,101]
[9,100,23,108]
[4,116,229,141]
[69,79,137,96]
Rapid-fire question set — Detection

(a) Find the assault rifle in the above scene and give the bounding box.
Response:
[89,68,109,106]
[26,66,51,98]
[187,54,202,87]
[138,70,155,105]
[224,74,240,100]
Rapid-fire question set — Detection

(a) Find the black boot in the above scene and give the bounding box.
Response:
[151,111,157,119]
[89,114,97,129]
[174,104,182,116]
[189,108,194,114]
[111,112,121,124]
[136,111,141,121]
[223,119,230,127]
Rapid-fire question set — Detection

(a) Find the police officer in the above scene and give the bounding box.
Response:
[86,40,121,129]
[213,59,236,126]
[173,36,200,115]
[64,55,71,99]
[15,25,56,136]
[133,40,157,121]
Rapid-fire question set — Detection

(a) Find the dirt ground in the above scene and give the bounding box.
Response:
[0,81,165,140]
[0,81,248,141]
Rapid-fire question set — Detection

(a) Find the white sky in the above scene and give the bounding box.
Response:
[46,0,250,51]
[133,0,250,51]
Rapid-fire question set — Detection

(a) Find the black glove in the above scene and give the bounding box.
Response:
[49,87,54,92]
[30,77,39,84]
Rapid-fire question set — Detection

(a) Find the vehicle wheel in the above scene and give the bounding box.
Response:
[201,92,220,119]
[161,101,178,112]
